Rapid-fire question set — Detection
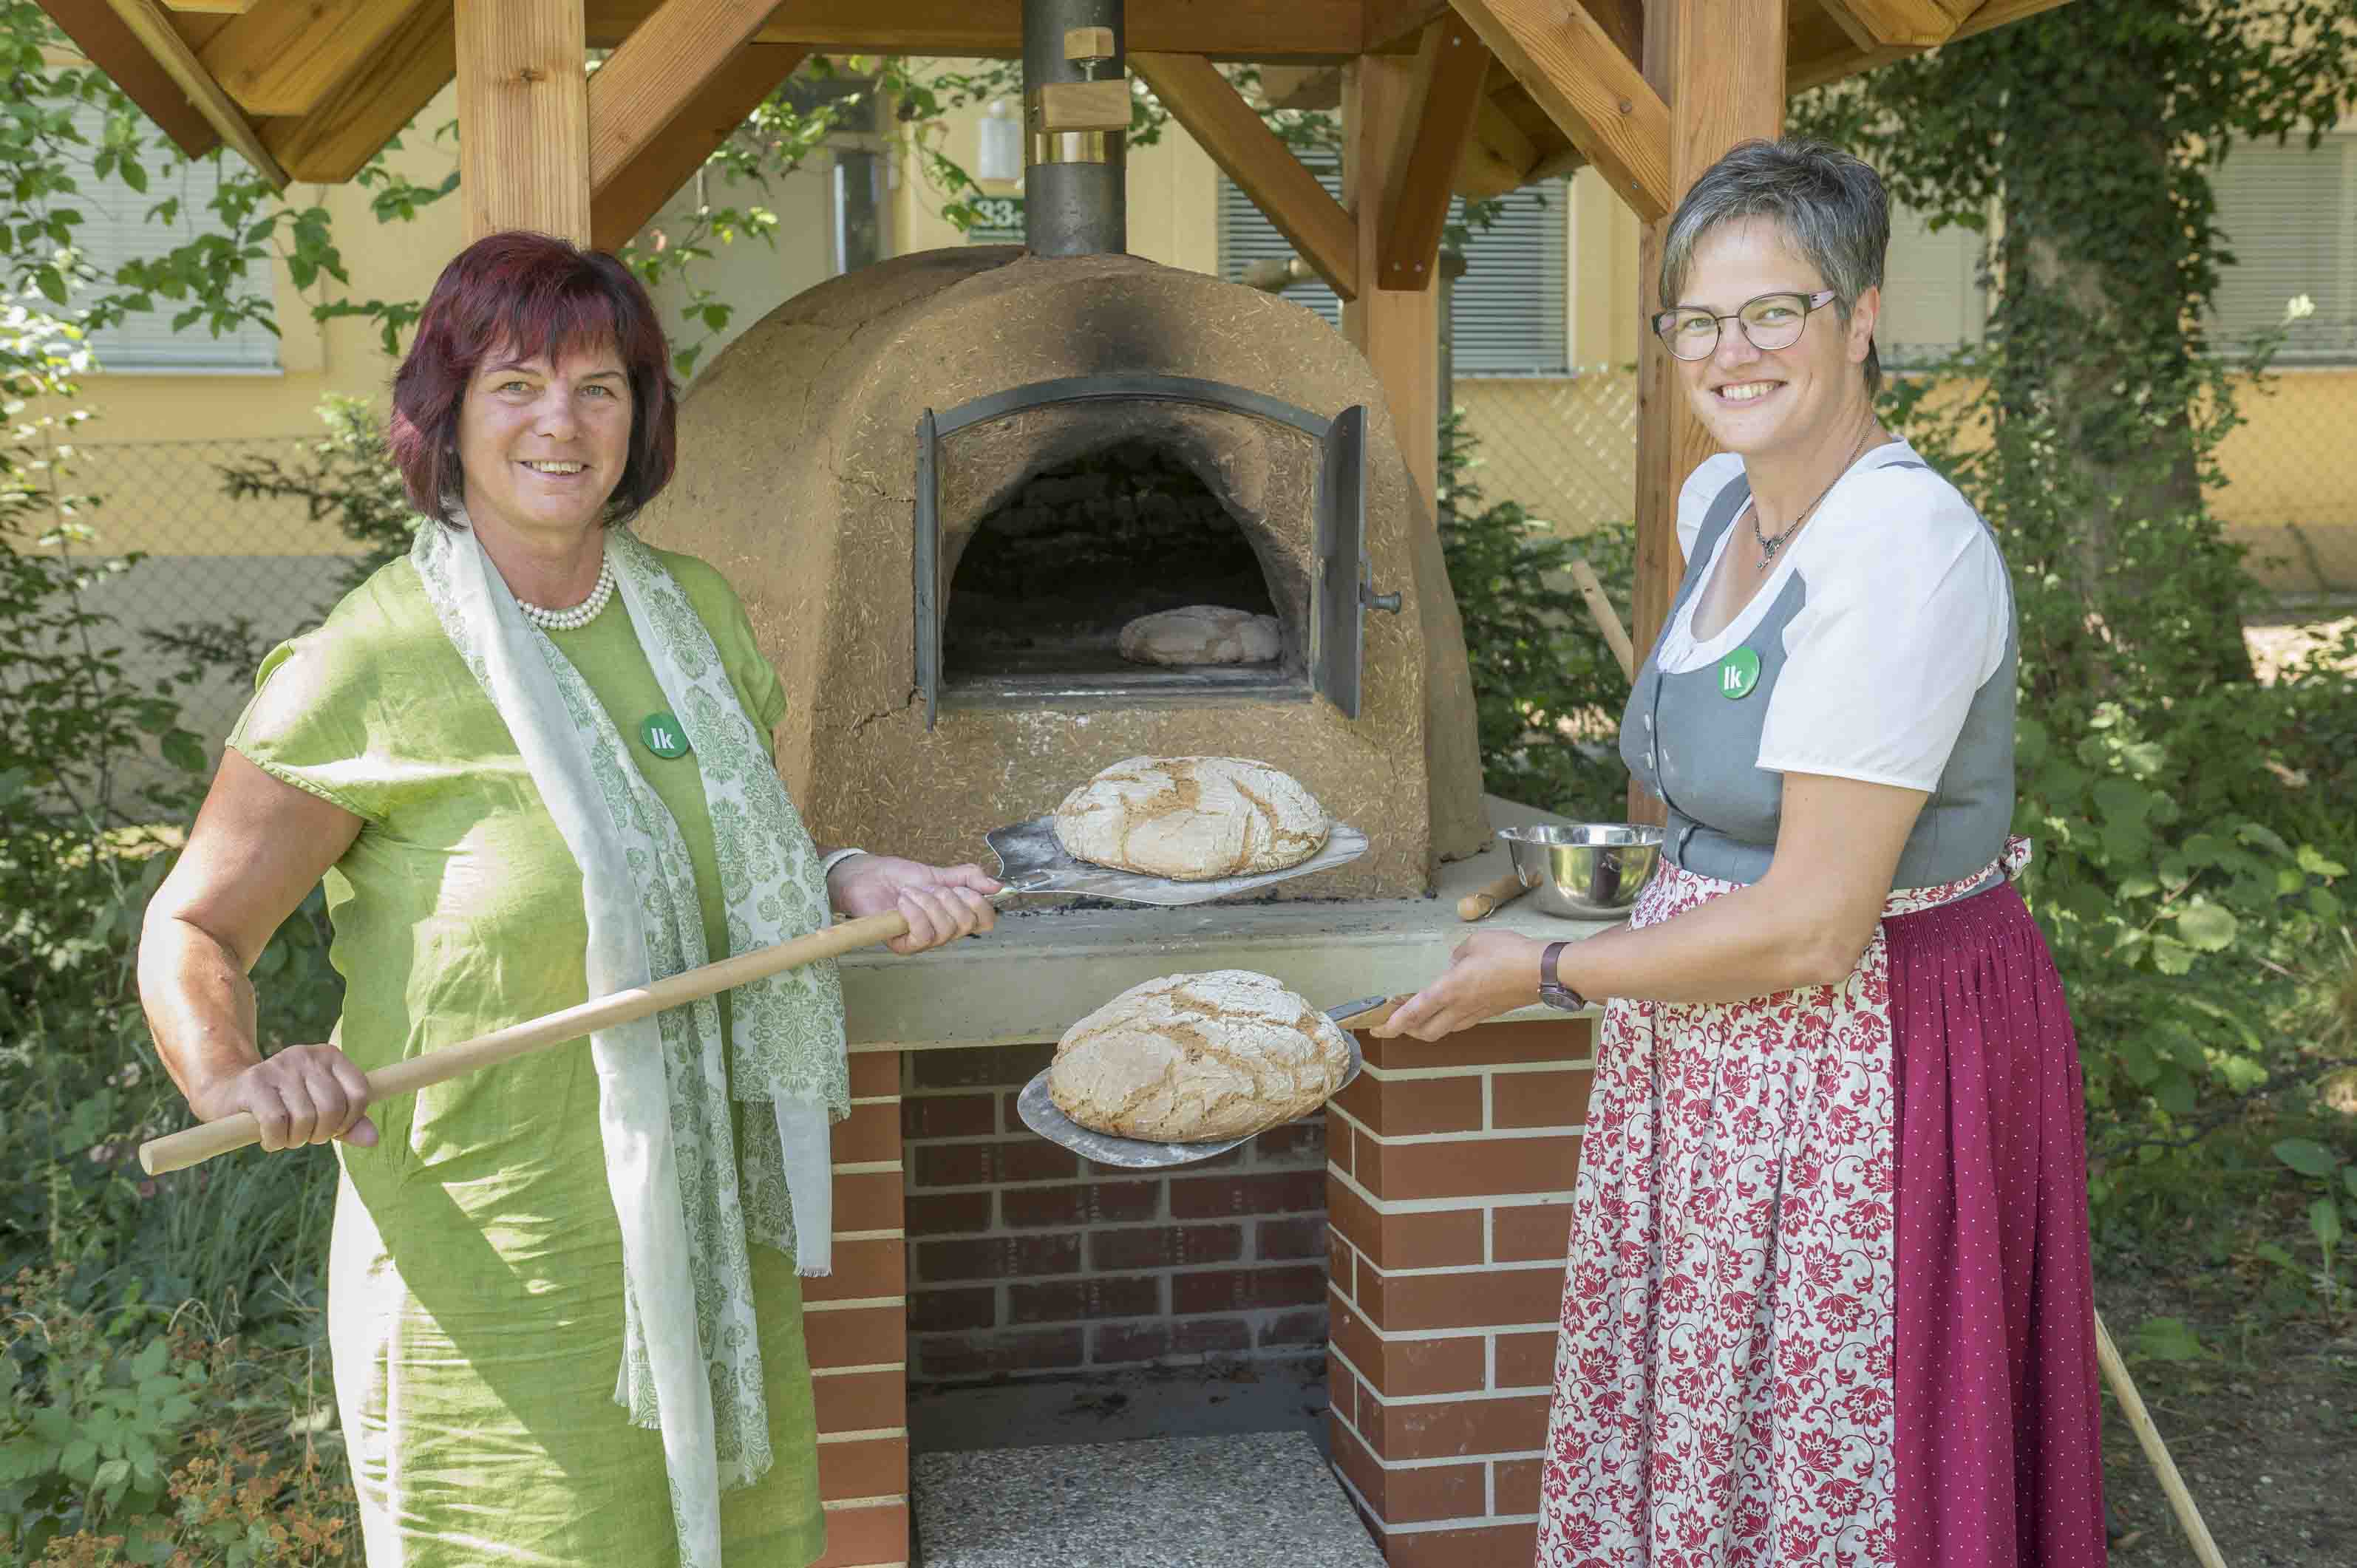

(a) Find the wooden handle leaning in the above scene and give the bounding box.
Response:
[1458,869,1531,921]
[1568,556,1636,683]
[2092,1309,2228,1568]
[138,910,916,1176]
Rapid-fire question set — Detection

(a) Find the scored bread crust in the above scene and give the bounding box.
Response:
[1048,970,1353,1142]
[1117,605,1282,667]
[1052,756,1330,881]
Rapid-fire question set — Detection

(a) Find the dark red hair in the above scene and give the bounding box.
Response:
[389,231,678,527]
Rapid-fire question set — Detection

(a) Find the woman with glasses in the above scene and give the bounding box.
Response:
[1377,140,2106,1565]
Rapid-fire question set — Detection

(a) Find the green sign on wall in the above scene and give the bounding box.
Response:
[967,194,1024,244]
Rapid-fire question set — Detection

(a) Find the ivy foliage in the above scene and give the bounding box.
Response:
[1792,1,2357,1140]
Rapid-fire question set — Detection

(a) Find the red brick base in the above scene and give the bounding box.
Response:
[1325,1017,1594,1567]
[901,1040,1336,1384]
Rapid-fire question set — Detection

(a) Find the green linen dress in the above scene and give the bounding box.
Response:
[229,547,828,1568]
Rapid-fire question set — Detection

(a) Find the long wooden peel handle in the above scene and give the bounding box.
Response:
[2092,1309,2228,1568]
[1568,556,1636,683]
[137,910,915,1177]
[1458,868,1531,921]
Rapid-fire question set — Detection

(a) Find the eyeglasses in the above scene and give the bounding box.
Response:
[1650,289,1839,360]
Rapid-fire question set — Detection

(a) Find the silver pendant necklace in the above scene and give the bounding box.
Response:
[1751,425,1880,573]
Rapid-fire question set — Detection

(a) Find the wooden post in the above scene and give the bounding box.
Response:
[1628,0,1785,823]
[456,0,591,244]
[1342,52,1439,518]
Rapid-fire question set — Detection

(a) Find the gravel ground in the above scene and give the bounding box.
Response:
[2095,1265,2356,1566]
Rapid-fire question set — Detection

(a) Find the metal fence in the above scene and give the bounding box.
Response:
[26,435,364,771]
[1454,367,2357,605]
[22,375,2357,773]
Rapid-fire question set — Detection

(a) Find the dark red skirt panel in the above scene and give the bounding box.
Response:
[1887,884,2108,1567]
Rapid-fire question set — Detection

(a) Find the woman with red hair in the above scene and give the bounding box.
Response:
[138,232,999,1567]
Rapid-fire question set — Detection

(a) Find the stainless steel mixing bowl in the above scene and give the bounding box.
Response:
[1495,823,1664,919]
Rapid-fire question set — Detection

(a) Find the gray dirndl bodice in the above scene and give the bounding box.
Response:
[1617,462,2018,892]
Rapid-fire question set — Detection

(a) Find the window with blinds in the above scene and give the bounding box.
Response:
[2211,134,2357,362]
[69,109,278,374]
[1877,203,1988,368]
[1217,158,1570,375]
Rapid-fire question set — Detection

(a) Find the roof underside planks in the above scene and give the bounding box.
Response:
[52,0,2073,211]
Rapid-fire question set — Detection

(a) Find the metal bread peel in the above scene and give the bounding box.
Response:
[984,816,1368,905]
[1015,994,1404,1170]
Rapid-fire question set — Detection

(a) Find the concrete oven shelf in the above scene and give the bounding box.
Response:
[838,795,1615,1050]
[800,797,1619,1568]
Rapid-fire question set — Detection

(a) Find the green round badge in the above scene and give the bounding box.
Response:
[1716,646,1761,701]
[639,712,691,759]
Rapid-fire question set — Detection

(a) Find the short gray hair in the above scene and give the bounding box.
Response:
[1658,138,1891,394]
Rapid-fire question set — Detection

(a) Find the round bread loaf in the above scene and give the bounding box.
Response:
[1049,970,1353,1142]
[1117,605,1282,666]
[1052,756,1330,881]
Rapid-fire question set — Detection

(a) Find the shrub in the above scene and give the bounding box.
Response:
[1438,409,1635,823]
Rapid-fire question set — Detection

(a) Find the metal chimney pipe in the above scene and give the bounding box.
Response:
[1023,0,1126,256]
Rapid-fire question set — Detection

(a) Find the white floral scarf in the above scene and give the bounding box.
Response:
[412,517,848,1568]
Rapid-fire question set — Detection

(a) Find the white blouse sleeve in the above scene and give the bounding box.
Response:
[1676,452,1747,563]
[1755,467,2010,791]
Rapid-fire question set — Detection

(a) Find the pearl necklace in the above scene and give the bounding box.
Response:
[515,553,616,632]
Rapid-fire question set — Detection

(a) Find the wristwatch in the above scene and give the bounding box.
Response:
[1537,941,1589,1012]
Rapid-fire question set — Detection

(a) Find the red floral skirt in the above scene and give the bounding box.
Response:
[1535,842,2106,1567]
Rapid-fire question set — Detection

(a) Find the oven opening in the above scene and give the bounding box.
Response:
[942,438,1296,701]
[914,377,1365,726]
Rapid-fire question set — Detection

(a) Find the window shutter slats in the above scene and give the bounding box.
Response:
[69,106,278,374]
[2211,136,2357,361]
[1218,158,1569,375]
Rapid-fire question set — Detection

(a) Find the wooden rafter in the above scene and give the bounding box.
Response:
[580,0,1384,59]
[1130,52,1360,300]
[591,41,809,251]
[1816,0,1958,50]
[1458,86,1539,200]
[197,0,429,118]
[1449,0,1671,222]
[1950,0,2074,41]
[160,1,253,11]
[587,0,784,194]
[260,0,455,184]
[1375,14,1491,290]
[1361,0,1448,52]
[101,0,285,184]
[42,0,219,157]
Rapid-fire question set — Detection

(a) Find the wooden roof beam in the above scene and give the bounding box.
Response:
[457,0,588,243]
[582,0,1378,59]
[1457,85,1540,200]
[1375,14,1492,290]
[1950,0,2074,42]
[588,0,786,194]
[1363,1,1448,53]
[198,0,429,118]
[101,0,285,183]
[1816,0,1958,50]
[1130,52,1360,300]
[160,1,252,12]
[592,41,810,251]
[259,0,455,184]
[1450,0,1672,222]
[41,0,220,157]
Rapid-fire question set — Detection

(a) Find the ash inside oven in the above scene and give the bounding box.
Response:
[942,440,1290,692]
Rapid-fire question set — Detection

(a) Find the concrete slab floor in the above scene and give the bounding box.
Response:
[909,1354,1331,1458]
[912,1430,1383,1568]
